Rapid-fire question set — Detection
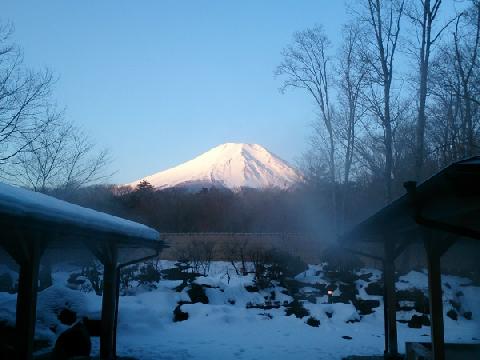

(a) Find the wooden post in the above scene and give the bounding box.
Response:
[14,239,44,360]
[100,242,118,360]
[424,236,445,360]
[383,239,398,357]
[382,259,389,356]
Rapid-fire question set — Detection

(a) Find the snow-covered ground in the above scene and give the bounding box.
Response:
[0,261,479,359]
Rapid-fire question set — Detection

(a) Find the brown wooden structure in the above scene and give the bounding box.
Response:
[0,182,165,360]
[340,157,480,359]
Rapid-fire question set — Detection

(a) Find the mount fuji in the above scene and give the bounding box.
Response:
[130,143,303,190]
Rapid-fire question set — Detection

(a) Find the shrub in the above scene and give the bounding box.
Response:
[285,299,309,318]
[119,264,138,294]
[306,316,320,327]
[136,261,161,288]
[250,248,308,289]
[80,261,103,295]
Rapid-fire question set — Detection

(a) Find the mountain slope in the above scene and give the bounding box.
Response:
[130,143,303,190]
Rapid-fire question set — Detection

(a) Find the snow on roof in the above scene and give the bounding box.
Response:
[0,182,159,241]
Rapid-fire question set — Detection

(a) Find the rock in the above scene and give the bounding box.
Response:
[57,308,77,326]
[365,281,383,296]
[83,318,101,337]
[187,284,209,304]
[244,285,259,293]
[353,299,380,315]
[397,289,429,314]
[408,314,430,328]
[306,316,320,327]
[173,304,189,322]
[52,322,91,360]
[447,309,458,321]
[285,299,309,318]
[464,311,473,320]
[338,283,358,302]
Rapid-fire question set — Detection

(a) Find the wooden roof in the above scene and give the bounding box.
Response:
[340,157,480,244]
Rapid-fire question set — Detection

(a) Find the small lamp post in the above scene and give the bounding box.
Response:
[327,289,334,304]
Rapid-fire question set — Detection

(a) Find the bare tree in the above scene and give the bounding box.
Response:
[357,0,405,202]
[453,0,480,156]
[0,22,55,167]
[336,23,368,228]
[12,118,111,192]
[406,0,455,179]
[276,26,338,233]
[338,23,368,186]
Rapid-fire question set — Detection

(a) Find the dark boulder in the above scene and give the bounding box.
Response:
[365,281,383,296]
[306,316,320,327]
[447,309,458,321]
[57,308,77,326]
[82,318,101,337]
[397,289,429,314]
[188,284,209,304]
[52,322,91,360]
[353,299,380,315]
[408,314,431,328]
[173,304,189,322]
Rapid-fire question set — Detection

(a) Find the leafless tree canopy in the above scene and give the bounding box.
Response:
[0,22,111,192]
[277,0,480,227]
[0,23,55,165]
[13,119,111,192]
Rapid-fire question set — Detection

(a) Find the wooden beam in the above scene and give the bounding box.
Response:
[383,238,398,357]
[424,233,446,360]
[416,215,480,242]
[341,246,383,262]
[100,242,118,360]
[394,237,417,259]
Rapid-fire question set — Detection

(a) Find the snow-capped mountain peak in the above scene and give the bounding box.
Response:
[130,143,303,190]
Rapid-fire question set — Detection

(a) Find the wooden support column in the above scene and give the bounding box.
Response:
[424,234,446,360]
[383,238,398,358]
[3,235,46,360]
[382,260,389,356]
[100,242,118,360]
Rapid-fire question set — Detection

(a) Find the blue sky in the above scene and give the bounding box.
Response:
[2,1,349,183]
